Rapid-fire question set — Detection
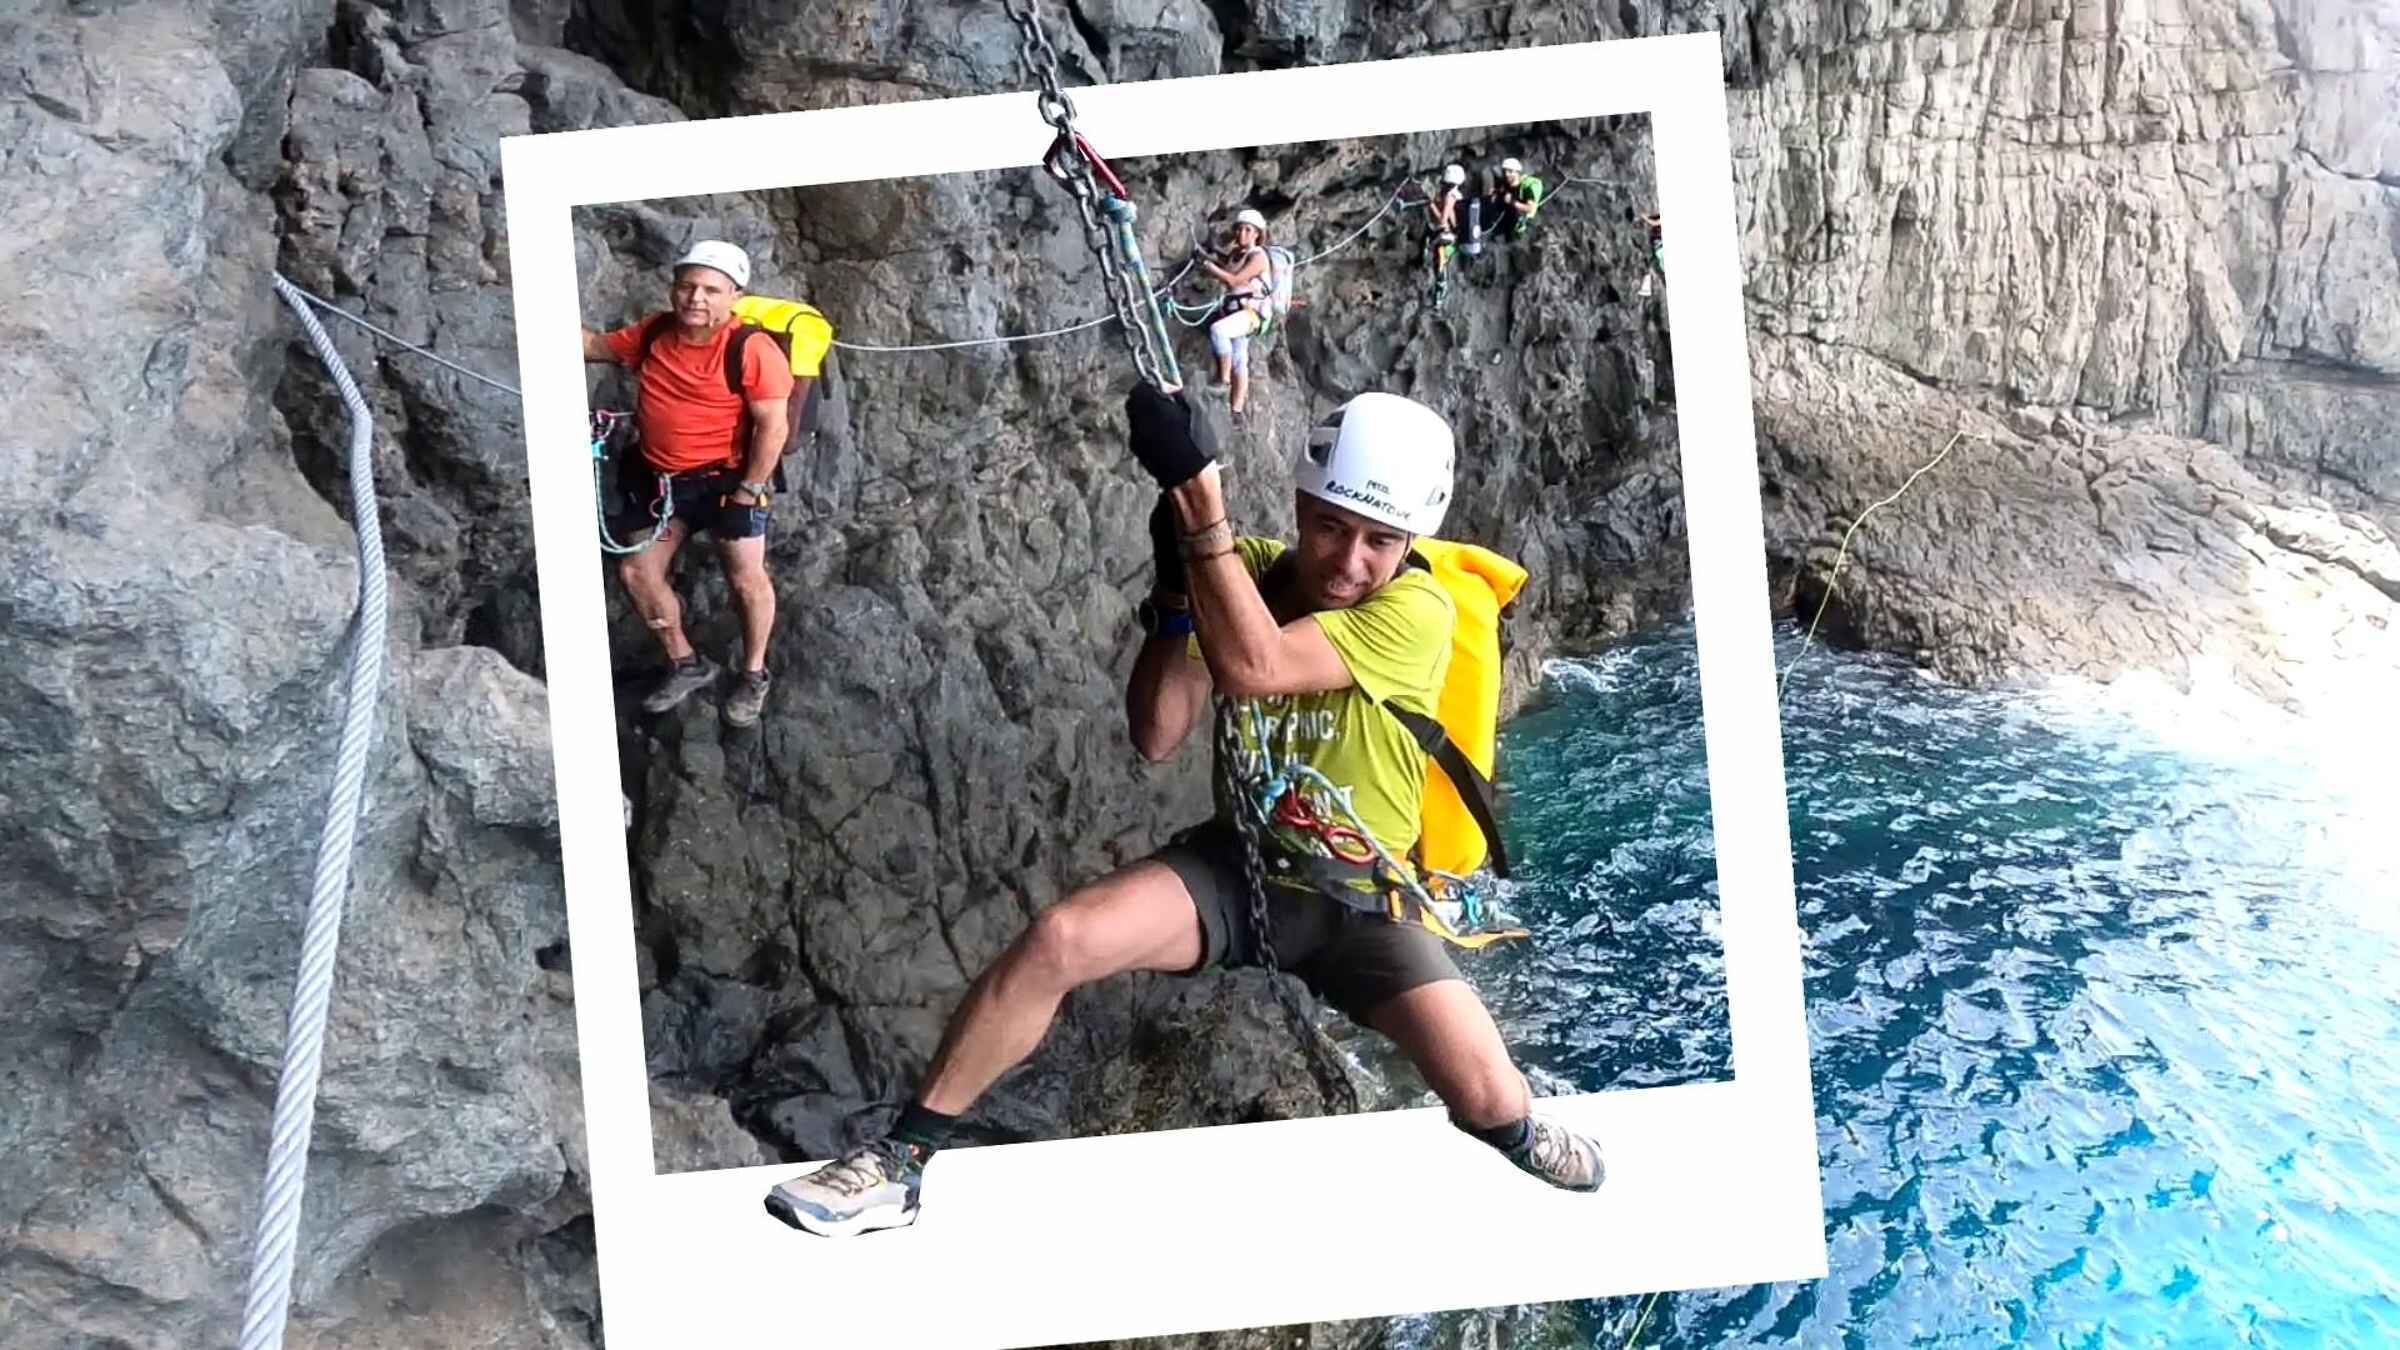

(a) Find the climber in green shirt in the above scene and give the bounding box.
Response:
[761,384,1605,1240]
[1486,156,1546,243]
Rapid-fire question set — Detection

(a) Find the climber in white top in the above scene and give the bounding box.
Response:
[1197,208,1275,416]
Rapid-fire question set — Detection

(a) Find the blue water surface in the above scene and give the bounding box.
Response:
[1403,621,2400,1348]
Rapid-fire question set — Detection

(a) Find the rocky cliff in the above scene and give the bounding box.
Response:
[1734,0,2400,710]
[1,0,2391,1347]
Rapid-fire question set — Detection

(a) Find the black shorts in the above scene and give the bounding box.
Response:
[1152,820,1462,1025]
[607,465,769,544]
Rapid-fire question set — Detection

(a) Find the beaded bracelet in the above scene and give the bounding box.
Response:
[1180,521,1234,558]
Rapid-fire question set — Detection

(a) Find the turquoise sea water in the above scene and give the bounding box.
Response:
[1410,622,2400,1348]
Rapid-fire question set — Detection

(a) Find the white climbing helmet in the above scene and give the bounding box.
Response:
[1294,393,1456,537]
[1443,164,1466,186]
[1233,208,1268,235]
[673,238,751,289]
[1500,157,1523,175]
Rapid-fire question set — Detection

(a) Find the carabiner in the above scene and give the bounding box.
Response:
[1043,129,1128,202]
[1041,130,1084,189]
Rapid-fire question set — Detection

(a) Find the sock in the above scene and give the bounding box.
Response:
[1455,1113,1533,1156]
[893,1100,959,1157]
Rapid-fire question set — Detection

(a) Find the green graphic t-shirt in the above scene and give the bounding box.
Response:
[1199,538,1456,868]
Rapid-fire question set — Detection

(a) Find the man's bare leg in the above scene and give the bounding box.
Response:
[616,519,692,662]
[619,518,723,714]
[916,859,1206,1114]
[765,860,1209,1236]
[716,534,774,673]
[1367,978,1604,1192]
[1364,978,1531,1129]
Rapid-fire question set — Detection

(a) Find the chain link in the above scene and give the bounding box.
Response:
[1001,0,1179,390]
[1216,703,1363,1117]
[1008,0,1330,1103]
[1001,0,1077,133]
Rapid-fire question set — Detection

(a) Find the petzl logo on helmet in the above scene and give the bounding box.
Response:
[1323,480,1397,514]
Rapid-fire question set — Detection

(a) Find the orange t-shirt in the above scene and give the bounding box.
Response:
[602,317,796,474]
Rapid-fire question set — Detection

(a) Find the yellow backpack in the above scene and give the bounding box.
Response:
[1214,536,1531,948]
[1404,537,1526,880]
[727,295,835,378]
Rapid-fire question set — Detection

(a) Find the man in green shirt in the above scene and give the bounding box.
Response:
[1486,156,1546,243]
[764,384,1604,1238]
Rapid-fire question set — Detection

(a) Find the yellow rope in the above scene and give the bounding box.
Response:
[1621,1288,1662,1347]
[1777,430,1971,701]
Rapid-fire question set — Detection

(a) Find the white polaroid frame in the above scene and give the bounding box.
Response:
[503,33,1821,1349]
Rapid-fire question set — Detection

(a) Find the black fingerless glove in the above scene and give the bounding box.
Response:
[1124,382,1216,491]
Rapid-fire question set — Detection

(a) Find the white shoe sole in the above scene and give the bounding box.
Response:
[763,1188,918,1238]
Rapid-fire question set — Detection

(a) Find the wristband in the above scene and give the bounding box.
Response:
[1137,596,1196,639]
[1179,522,1234,558]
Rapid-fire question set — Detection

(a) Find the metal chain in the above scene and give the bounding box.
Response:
[1001,0,1078,131]
[1008,0,1330,1102]
[1000,0,1179,390]
[1215,702,1363,1116]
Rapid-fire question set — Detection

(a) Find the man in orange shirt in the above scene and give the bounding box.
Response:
[581,240,796,725]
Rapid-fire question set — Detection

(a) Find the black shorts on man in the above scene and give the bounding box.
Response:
[1152,820,1463,1023]
[609,465,769,543]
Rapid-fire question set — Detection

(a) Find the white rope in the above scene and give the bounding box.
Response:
[281,176,1596,381]
[275,174,1590,392]
[832,254,1202,354]
[240,277,392,1350]
[278,279,523,398]
[1293,184,1410,268]
[830,310,1119,353]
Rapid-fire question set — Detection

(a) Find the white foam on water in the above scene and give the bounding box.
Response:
[1539,644,1643,699]
[2019,662,2400,944]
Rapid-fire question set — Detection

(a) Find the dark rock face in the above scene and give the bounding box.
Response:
[1,1,2392,1348]
[3,3,588,1346]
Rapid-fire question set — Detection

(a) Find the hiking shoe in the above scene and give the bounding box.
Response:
[723,667,770,728]
[639,653,719,714]
[764,1139,924,1238]
[1508,1116,1605,1193]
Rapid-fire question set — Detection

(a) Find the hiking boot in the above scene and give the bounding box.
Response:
[764,1139,925,1238]
[1508,1116,1605,1193]
[639,653,719,714]
[723,666,770,728]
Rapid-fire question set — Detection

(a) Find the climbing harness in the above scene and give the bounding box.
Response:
[1214,706,1365,1116]
[588,408,669,555]
[1218,692,1528,957]
[1001,0,1183,391]
[1272,783,1375,865]
[241,277,392,1350]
